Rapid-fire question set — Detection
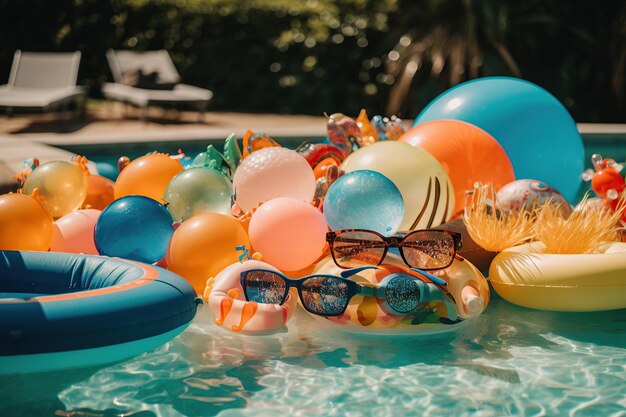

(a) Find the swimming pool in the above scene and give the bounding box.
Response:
[1,295,624,416]
[6,133,621,416]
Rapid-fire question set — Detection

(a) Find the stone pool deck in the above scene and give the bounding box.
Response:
[0,102,625,192]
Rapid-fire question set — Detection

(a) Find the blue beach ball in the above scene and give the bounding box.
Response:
[324,170,404,235]
[414,76,584,202]
[95,195,174,263]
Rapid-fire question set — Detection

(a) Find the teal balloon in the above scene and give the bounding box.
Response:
[163,168,232,222]
[94,196,173,263]
[414,77,584,202]
[324,170,404,235]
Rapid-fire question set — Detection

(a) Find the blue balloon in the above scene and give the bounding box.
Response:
[95,196,174,263]
[414,77,584,202]
[324,170,404,235]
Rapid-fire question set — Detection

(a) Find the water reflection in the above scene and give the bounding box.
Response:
[0,299,623,417]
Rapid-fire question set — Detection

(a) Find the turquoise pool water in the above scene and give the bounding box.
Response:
[1,295,624,416]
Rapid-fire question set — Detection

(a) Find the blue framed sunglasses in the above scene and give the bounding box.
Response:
[240,266,453,318]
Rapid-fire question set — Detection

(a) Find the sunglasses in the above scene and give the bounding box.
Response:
[240,266,453,317]
[326,229,462,270]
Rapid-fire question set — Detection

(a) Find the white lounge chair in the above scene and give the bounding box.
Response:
[102,49,213,121]
[0,50,86,119]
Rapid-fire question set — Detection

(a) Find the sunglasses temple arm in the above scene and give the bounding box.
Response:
[409,268,447,286]
[340,265,379,278]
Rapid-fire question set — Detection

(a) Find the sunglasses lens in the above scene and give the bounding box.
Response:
[331,230,386,268]
[243,270,287,304]
[401,230,456,269]
[385,275,420,314]
[301,276,349,315]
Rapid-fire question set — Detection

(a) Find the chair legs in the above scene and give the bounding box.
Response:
[197,103,208,123]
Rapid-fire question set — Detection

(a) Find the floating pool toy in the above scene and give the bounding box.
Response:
[340,141,455,231]
[50,209,100,255]
[582,153,626,221]
[489,242,626,311]
[242,130,281,158]
[248,197,327,272]
[22,158,89,218]
[399,120,515,217]
[206,260,297,335]
[0,250,198,374]
[0,191,54,252]
[232,147,316,213]
[496,179,572,216]
[414,76,584,202]
[296,143,344,171]
[95,195,174,264]
[355,109,378,146]
[163,167,232,221]
[324,170,404,236]
[310,255,489,335]
[326,113,360,155]
[370,115,407,141]
[114,152,183,203]
[82,174,115,210]
[190,145,233,178]
[166,213,250,294]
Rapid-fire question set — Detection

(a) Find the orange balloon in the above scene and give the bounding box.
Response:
[313,158,339,179]
[399,120,515,216]
[83,175,115,210]
[166,213,250,294]
[0,192,54,251]
[114,154,183,202]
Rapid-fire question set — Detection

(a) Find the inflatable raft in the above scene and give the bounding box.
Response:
[0,251,199,374]
[489,242,626,311]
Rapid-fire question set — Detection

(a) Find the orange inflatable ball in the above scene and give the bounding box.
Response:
[0,192,54,251]
[114,153,183,202]
[166,213,250,294]
[399,120,515,216]
[83,175,115,210]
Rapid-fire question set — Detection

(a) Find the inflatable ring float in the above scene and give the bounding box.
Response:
[310,255,489,335]
[0,250,199,375]
[207,260,297,335]
[489,242,626,311]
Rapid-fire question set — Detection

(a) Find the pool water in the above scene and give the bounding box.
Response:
[1,295,624,417]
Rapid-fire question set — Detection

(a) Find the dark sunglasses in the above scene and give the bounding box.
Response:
[240,266,453,317]
[326,229,462,270]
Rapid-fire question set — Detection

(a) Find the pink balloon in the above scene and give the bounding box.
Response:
[50,209,101,255]
[233,147,316,213]
[248,197,328,271]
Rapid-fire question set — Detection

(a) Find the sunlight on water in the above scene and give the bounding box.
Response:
[1,297,624,417]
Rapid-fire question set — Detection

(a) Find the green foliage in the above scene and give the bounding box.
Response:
[0,0,623,121]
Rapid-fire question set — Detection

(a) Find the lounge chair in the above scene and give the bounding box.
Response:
[102,49,213,121]
[0,50,86,119]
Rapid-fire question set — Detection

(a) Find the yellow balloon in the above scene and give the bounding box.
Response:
[340,141,454,231]
[22,161,88,218]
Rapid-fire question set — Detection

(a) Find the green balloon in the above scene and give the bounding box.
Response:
[164,168,232,222]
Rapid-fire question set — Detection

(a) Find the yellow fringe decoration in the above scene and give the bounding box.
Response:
[463,183,536,253]
[535,195,623,254]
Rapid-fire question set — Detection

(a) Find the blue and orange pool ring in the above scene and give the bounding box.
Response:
[0,250,199,374]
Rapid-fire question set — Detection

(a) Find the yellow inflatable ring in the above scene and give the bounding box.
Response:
[310,255,490,335]
[489,242,626,311]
